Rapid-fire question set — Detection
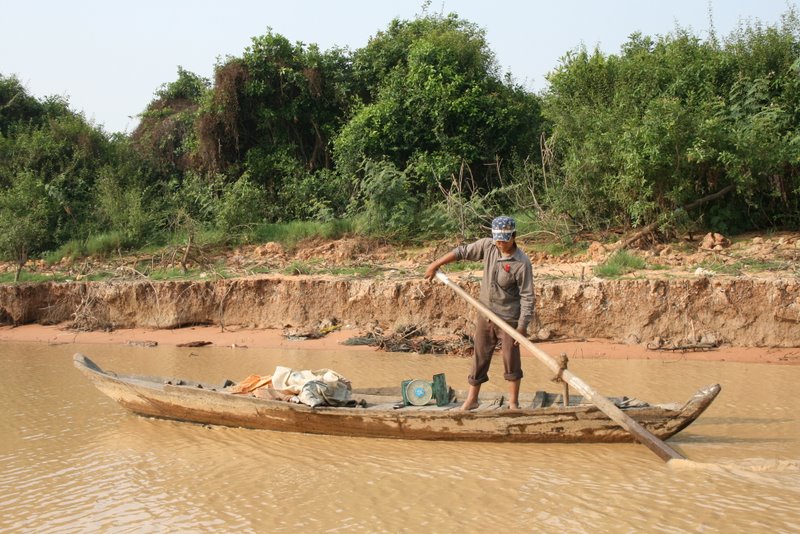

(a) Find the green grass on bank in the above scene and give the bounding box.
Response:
[0,270,119,283]
[593,250,648,278]
[43,219,358,266]
[0,271,62,283]
[446,260,483,272]
[250,219,356,249]
[10,215,796,285]
[693,257,790,276]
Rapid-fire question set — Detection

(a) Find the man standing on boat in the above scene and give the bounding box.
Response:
[424,216,534,411]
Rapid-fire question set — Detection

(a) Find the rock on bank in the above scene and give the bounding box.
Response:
[0,275,797,348]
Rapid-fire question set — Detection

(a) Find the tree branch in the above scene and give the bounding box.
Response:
[614,184,736,251]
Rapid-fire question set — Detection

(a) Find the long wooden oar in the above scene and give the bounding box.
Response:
[435,271,685,463]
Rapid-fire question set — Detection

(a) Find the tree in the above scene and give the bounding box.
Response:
[194,32,352,179]
[0,74,44,135]
[336,13,541,201]
[6,112,112,243]
[131,67,210,175]
[542,10,800,233]
[0,172,51,281]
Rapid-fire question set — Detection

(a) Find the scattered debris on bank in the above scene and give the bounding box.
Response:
[177,340,213,348]
[282,318,343,341]
[646,338,719,352]
[343,324,474,355]
[125,340,158,348]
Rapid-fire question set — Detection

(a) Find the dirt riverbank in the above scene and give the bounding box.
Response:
[0,231,797,359]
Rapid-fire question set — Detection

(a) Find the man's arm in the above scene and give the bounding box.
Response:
[425,239,489,280]
[516,262,535,333]
[424,251,457,280]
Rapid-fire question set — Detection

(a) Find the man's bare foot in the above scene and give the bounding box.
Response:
[508,403,520,410]
[458,400,479,411]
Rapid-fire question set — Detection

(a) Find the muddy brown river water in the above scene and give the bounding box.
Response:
[1,341,798,533]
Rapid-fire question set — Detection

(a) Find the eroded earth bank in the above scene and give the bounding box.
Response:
[1,233,798,351]
[1,274,798,348]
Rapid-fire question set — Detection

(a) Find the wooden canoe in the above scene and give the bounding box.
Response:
[74,353,721,443]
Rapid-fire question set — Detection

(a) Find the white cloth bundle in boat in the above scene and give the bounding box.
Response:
[271,366,353,407]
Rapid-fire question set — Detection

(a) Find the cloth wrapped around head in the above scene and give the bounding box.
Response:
[491,216,516,242]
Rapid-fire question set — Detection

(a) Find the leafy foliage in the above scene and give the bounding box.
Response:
[2,7,799,273]
[543,11,800,232]
[215,174,270,232]
[338,12,541,200]
[0,171,51,280]
[351,159,419,239]
[0,75,48,135]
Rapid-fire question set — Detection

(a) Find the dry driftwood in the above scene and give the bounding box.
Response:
[614,185,736,251]
[176,340,212,348]
[344,324,473,355]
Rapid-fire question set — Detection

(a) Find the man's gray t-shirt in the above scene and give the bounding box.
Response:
[452,238,534,330]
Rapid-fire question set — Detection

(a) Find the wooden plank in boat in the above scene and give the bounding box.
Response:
[399,404,438,412]
[365,403,400,411]
[549,394,585,407]
[363,400,460,412]
[531,391,547,409]
[355,394,400,405]
[426,403,460,411]
[475,396,504,412]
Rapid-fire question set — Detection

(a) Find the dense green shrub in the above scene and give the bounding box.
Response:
[338,13,541,201]
[0,171,51,280]
[543,11,800,233]
[276,168,353,221]
[350,159,419,239]
[215,174,270,232]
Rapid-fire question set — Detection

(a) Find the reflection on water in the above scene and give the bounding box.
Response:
[1,342,799,532]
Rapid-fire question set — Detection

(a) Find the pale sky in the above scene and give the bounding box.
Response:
[2,0,794,134]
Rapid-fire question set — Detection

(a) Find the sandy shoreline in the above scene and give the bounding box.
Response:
[1,323,797,365]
